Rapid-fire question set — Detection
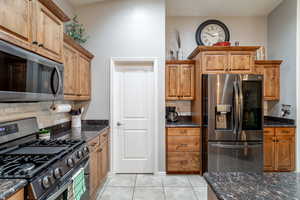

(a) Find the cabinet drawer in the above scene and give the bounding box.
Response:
[100,129,109,144]
[167,128,200,136]
[167,136,200,152]
[264,128,275,136]
[276,128,295,136]
[167,152,200,172]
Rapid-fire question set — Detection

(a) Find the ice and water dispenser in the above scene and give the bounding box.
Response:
[215,104,232,130]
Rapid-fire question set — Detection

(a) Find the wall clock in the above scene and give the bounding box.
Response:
[195,20,230,46]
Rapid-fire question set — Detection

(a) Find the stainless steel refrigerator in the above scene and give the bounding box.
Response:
[203,74,264,172]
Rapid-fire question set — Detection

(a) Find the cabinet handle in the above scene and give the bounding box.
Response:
[32,41,38,45]
[90,142,98,147]
[38,44,44,47]
[98,148,103,152]
[281,130,290,134]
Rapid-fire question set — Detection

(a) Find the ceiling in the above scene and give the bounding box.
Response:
[67,0,106,7]
[166,0,283,17]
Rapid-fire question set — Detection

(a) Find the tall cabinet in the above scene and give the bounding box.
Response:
[63,34,93,101]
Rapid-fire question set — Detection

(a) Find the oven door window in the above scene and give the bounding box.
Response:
[0,51,57,94]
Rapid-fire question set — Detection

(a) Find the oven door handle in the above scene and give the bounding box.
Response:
[46,180,70,200]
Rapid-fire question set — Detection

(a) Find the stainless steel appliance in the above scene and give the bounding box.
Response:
[203,74,264,172]
[0,118,89,200]
[0,40,63,102]
[166,106,179,122]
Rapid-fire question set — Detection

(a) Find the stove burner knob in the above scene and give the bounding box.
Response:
[83,146,89,153]
[67,158,74,167]
[42,176,51,189]
[53,168,62,179]
[77,151,83,159]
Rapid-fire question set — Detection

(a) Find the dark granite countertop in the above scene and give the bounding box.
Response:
[264,116,296,128]
[0,179,27,200]
[50,120,109,142]
[166,121,201,128]
[53,126,109,142]
[204,172,300,200]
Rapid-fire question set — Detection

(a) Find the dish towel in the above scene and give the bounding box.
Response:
[71,168,86,200]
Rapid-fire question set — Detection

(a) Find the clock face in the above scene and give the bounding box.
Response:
[201,24,226,46]
[195,20,230,46]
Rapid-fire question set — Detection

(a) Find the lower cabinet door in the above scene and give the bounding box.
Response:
[89,150,99,196]
[263,135,275,171]
[167,136,200,152]
[99,142,108,181]
[275,135,295,171]
[167,152,200,172]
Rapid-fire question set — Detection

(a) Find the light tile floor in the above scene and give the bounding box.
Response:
[97,174,208,200]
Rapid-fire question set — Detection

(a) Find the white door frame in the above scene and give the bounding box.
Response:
[110,57,159,174]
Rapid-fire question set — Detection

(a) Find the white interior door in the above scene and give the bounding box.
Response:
[113,63,154,173]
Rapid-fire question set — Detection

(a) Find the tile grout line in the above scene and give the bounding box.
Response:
[162,175,167,200]
[132,174,138,200]
[187,176,200,200]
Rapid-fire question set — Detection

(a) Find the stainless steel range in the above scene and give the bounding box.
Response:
[0,118,89,200]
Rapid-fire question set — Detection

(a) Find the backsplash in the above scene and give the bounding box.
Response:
[0,101,73,129]
[166,101,191,116]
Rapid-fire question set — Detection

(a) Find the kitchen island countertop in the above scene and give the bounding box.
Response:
[0,179,27,200]
[204,172,300,200]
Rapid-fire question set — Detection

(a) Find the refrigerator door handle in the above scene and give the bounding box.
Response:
[211,143,262,149]
[238,76,244,137]
[233,81,240,136]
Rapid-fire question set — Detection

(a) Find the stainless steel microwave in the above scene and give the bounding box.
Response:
[0,40,64,102]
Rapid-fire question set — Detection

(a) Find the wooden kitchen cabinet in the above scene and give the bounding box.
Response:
[188,46,259,74]
[88,129,110,200]
[63,34,93,101]
[35,0,64,62]
[7,188,24,200]
[166,127,201,174]
[166,60,195,100]
[0,0,69,63]
[264,127,295,172]
[255,60,281,101]
[0,0,33,50]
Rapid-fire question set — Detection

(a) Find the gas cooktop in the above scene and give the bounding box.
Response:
[0,139,86,179]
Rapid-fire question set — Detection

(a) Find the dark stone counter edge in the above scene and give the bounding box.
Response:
[203,174,223,200]
[84,126,110,142]
[0,179,27,200]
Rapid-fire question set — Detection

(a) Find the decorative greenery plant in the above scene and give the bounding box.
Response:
[65,15,89,44]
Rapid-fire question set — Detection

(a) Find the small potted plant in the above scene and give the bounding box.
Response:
[39,129,51,140]
[65,15,89,44]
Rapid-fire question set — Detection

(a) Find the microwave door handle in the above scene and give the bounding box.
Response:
[51,66,62,96]
[233,81,239,137]
[55,65,62,96]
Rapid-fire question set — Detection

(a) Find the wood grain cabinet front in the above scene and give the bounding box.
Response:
[166,127,201,174]
[7,188,24,200]
[88,129,110,200]
[263,127,295,172]
[255,60,281,101]
[166,61,195,100]
[63,35,93,101]
[0,0,68,63]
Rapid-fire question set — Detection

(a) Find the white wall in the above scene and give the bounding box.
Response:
[268,0,297,119]
[166,16,268,59]
[53,0,75,18]
[76,0,166,171]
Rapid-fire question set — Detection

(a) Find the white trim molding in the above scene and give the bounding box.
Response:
[296,0,300,172]
[110,57,160,174]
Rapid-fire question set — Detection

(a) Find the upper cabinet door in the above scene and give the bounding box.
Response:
[263,66,280,101]
[0,0,32,49]
[229,51,254,73]
[202,51,228,73]
[166,64,180,100]
[35,1,63,62]
[78,54,91,97]
[63,43,78,95]
[180,64,194,100]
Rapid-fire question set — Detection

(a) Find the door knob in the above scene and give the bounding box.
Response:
[117,122,123,126]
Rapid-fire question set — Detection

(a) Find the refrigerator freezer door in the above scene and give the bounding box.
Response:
[208,141,263,172]
[206,74,239,141]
